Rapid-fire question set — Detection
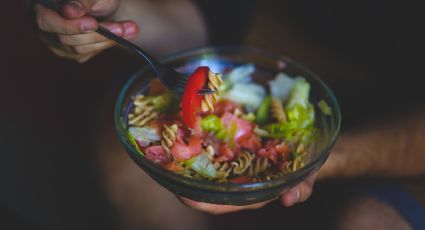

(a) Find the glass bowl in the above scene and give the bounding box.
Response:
[115,46,341,205]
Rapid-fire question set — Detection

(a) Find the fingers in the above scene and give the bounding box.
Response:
[62,0,119,19]
[179,197,274,215]
[57,21,125,46]
[35,1,137,63]
[280,173,317,207]
[49,46,99,63]
[35,4,98,34]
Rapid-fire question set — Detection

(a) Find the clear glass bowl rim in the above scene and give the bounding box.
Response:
[115,46,341,192]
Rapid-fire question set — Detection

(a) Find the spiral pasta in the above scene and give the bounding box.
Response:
[205,145,215,161]
[128,95,157,127]
[285,144,307,172]
[248,157,269,177]
[161,124,178,154]
[214,161,232,178]
[201,71,223,112]
[271,98,287,123]
[231,151,254,175]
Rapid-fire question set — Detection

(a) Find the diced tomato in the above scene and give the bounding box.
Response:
[216,144,235,162]
[257,140,290,164]
[170,136,202,161]
[164,162,184,172]
[221,112,254,142]
[181,66,209,128]
[188,136,202,155]
[229,175,251,184]
[239,134,261,152]
[214,100,241,116]
[145,146,170,165]
[275,143,290,161]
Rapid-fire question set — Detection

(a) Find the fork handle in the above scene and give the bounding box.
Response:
[35,0,162,76]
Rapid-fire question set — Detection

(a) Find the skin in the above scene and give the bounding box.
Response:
[35,0,207,63]
[35,0,424,224]
[35,0,139,63]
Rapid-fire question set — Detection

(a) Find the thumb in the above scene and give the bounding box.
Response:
[62,0,118,19]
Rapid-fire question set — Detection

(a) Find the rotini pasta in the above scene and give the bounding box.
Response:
[201,72,223,112]
[248,157,269,177]
[214,161,232,178]
[205,145,215,161]
[161,124,178,154]
[271,98,287,123]
[128,95,156,127]
[231,151,254,175]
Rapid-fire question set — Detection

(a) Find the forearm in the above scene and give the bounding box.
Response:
[111,0,207,56]
[319,110,425,179]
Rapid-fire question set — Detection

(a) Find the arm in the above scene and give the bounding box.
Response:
[319,110,425,180]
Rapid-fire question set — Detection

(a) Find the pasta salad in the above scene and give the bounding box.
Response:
[127,64,318,183]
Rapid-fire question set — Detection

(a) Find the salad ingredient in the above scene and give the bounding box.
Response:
[182,66,209,128]
[129,126,161,147]
[186,151,218,178]
[268,73,295,101]
[223,83,265,111]
[270,98,287,123]
[256,96,272,124]
[127,63,324,183]
[200,114,223,133]
[318,100,332,115]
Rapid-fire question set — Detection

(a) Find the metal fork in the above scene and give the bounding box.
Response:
[36,0,214,95]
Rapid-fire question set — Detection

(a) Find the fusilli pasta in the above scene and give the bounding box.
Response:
[128,95,157,126]
[214,161,232,178]
[201,71,223,112]
[248,157,269,177]
[271,98,287,123]
[161,124,178,154]
[231,151,254,175]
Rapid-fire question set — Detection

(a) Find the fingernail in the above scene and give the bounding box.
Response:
[291,188,300,203]
[123,21,137,37]
[66,1,83,11]
[107,24,123,35]
[81,20,97,32]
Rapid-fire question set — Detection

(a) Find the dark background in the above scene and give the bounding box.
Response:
[1,0,424,229]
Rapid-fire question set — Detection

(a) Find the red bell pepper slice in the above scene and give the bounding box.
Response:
[181,66,209,128]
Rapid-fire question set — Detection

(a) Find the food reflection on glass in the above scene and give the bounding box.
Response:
[126,64,331,183]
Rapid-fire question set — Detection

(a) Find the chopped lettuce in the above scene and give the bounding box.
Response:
[127,131,145,156]
[285,77,314,129]
[220,64,255,92]
[223,83,265,111]
[262,77,315,145]
[185,152,217,178]
[256,96,272,124]
[227,63,255,84]
[129,127,161,148]
[269,73,295,101]
[318,100,332,115]
[263,122,315,144]
[286,77,311,110]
